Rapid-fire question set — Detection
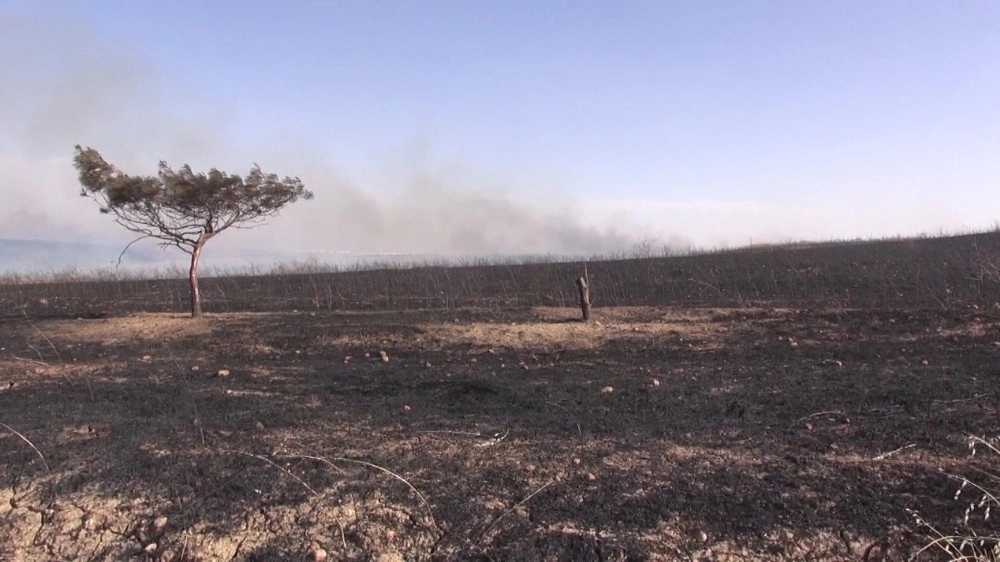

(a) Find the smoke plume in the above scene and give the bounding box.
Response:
[0,12,641,268]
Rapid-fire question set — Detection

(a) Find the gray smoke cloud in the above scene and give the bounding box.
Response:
[0,11,645,269]
[268,152,637,258]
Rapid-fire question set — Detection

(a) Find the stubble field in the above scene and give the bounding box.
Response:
[2,233,999,560]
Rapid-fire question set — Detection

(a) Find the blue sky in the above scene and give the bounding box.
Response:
[1,1,998,267]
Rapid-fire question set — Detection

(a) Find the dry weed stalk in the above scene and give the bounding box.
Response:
[233,448,439,531]
[545,400,583,438]
[285,453,438,530]
[911,435,999,561]
[478,480,555,542]
[872,443,916,461]
[0,422,50,472]
[18,307,95,401]
[232,451,321,496]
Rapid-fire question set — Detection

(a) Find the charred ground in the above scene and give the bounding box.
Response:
[1,232,999,560]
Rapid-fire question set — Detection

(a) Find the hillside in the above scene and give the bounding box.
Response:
[3,230,999,318]
[1,230,998,559]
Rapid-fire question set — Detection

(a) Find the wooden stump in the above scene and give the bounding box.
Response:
[575,276,591,321]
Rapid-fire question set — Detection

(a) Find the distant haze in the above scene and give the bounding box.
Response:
[2,3,998,274]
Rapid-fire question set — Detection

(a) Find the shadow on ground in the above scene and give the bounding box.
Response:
[1,305,998,560]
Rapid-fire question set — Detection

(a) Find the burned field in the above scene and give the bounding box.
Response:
[1,233,999,560]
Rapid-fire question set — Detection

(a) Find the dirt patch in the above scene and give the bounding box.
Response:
[418,307,728,353]
[1,305,997,560]
[30,313,215,345]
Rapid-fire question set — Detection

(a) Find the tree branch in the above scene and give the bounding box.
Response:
[115,235,153,272]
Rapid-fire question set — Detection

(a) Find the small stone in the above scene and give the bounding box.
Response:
[142,355,152,362]
[144,542,158,554]
[921,359,929,366]
[216,369,230,378]
[697,530,708,543]
[310,547,328,562]
[586,472,596,481]
[601,386,614,394]
[190,365,199,372]
[402,405,411,412]
[254,421,265,430]
[152,516,168,533]
[650,378,660,387]
[380,351,389,362]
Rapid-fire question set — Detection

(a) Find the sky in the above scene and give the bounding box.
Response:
[1,1,999,270]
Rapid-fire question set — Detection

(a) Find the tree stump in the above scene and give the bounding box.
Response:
[575,276,591,321]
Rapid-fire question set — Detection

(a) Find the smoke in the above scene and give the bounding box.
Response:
[0,11,644,266]
[3,9,995,274]
[0,13,228,246]
[265,152,637,258]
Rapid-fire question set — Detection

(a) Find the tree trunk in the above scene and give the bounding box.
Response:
[575,276,591,321]
[189,241,205,317]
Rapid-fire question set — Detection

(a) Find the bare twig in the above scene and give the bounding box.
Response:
[162,342,206,447]
[0,422,50,472]
[232,451,320,496]
[479,481,555,541]
[115,235,154,272]
[414,429,509,446]
[25,341,47,363]
[796,410,847,423]
[688,278,723,295]
[338,520,347,550]
[284,453,437,529]
[545,401,583,438]
[17,311,95,401]
[930,393,986,405]
[872,443,915,461]
[790,410,849,430]
[21,308,62,362]
[7,353,50,367]
[416,430,491,437]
